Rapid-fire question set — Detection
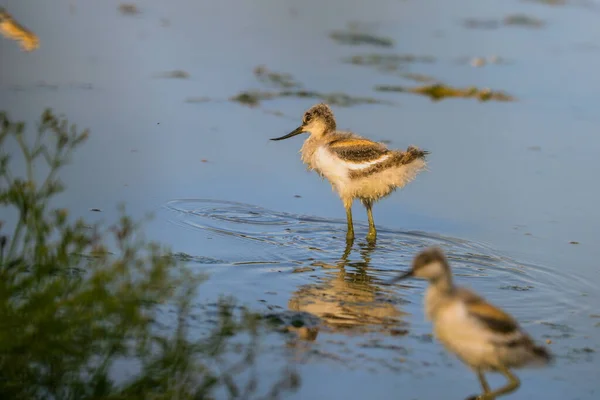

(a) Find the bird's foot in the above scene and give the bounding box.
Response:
[366,229,377,243]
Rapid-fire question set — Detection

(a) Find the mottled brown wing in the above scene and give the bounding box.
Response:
[460,289,520,334]
[327,138,390,163]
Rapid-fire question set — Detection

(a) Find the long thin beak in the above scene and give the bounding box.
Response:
[270,126,305,141]
[384,270,414,285]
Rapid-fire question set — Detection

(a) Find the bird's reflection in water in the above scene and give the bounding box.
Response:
[288,238,408,339]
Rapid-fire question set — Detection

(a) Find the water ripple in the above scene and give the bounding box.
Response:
[164,198,593,332]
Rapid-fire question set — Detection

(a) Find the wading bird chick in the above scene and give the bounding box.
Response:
[388,247,553,400]
[271,103,428,242]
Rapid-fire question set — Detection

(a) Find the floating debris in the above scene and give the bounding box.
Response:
[569,241,580,245]
[343,54,435,71]
[357,339,408,354]
[155,70,190,79]
[231,66,391,108]
[330,31,393,47]
[0,7,39,51]
[504,14,545,28]
[457,55,510,67]
[500,285,534,291]
[89,208,102,212]
[463,18,499,30]
[464,15,544,30]
[280,90,390,107]
[471,57,486,67]
[231,89,390,108]
[8,81,93,92]
[254,65,302,89]
[375,83,515,102]
[230,90,277,107]
[399,72,437,83]
[572,347,595,354]
[118,3,140,15]
[263,311,321,332]
[293,267,315,273]
[541,321,574,334]
[167,252,224,264]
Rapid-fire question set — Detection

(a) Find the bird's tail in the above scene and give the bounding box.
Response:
[532,345,554,365]
[400,146,429,165]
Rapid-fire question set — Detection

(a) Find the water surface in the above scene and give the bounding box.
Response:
[1,0,599,398]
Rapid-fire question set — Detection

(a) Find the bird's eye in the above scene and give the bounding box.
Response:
[304,114,312,123]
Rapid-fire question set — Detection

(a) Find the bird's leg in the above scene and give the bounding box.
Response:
[464,369,493,400]
[477,369,491,394]
[363,200,377,242]
[473,367,520,400]
[344,200,354,241]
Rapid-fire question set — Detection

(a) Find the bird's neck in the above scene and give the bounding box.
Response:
[430,274,454,295]
[300,136,321,169]
[424,276,455,320]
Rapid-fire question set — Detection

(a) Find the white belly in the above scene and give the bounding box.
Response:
[433,303,497,369]
[312,146,395,196]
[313,146,350,189]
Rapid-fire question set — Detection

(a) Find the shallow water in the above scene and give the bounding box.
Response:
[2,0,600,398]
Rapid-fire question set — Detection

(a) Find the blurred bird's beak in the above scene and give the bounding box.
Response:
[270,126,305,141]
[385,270,414,285]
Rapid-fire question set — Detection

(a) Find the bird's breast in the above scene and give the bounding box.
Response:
[313,146,350,184]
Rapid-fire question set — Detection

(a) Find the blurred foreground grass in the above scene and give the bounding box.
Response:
[0,110,300,399]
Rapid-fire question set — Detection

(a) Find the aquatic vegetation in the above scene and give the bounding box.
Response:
[330,23,394,47]
[154,70,190,79]
[168,251,224,264]
[230,90,277,107]
[254,65,302,89]
[118,3,140,15]
[7,81,93,92]
[330,31,393,47]
[0,110,300,399]
[375,83,515,102]
[398,72,438,83]
[280,90,390,106]
[0,7,39,51]
[504,14,545,28]
[463,18,500,30]
[464,14,545,29]
[230,66,391,108]
[500,285,535,291]
[231,89,389,108]
[343,53,436,71]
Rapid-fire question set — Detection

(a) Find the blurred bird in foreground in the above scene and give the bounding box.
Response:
[0,7,39,52]
[271,103,428,242]
[388,247,553,399]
